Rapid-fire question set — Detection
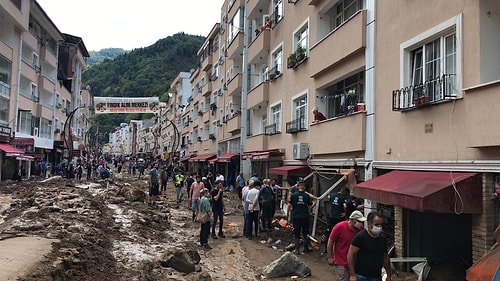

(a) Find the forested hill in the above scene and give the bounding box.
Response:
[87,48,129,65]
[82,32,204,99]
[82,32,204,140]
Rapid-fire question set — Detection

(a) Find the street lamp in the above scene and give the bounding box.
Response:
[63,105,91,161]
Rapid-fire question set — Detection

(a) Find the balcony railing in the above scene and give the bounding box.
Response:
[265,123,281,135]
[392,74,457,111]
[286,117,307,134]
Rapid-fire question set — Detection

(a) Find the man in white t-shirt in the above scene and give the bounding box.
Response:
[215,172,225,189]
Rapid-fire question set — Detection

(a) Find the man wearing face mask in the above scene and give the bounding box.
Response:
[347,211,392,281]
[327,210,366,281]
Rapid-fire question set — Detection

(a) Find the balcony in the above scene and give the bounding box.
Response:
[39,76,55,93]
[285,117,307,134]
[265,123,281,135]
[246,133,268,151]
[21,60,38,82]
[309,10,366,78]
[227,32,244,60]
[0,40,13,61]
[40,46,57,67]
[227,73,242,97]
[202,110,211,123]
[201,54,213,71]
[247,0,269,18]
[227,0,244,23]
[247,81,269,109]
[248,29,270,64]
[23,32,38,50]
[464,80,500,147]
[309,112,366,154]
[392,74,457,111]
[202,82,212,96]
[227,114,241,134]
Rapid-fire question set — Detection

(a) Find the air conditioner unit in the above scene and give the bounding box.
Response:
[293,142,309,160]
[33,127,39,137]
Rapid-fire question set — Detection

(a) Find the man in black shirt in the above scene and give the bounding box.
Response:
[347,211,392,281]
[210,180,225,239]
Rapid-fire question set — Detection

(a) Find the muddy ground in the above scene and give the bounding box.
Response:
[0,173,425,281]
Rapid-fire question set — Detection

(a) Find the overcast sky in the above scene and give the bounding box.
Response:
[36,0,222,51]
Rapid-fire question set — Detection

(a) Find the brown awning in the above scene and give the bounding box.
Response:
[355,171,482,213]
[189,154,216,162]
[179,153,196,162]
[269,165,310,177]
[0,143,25,156]
[242,149,284,161]
[218,153,239,162]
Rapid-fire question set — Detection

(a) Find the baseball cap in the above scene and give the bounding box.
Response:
[297,177,304,183]
[349,210,367,221]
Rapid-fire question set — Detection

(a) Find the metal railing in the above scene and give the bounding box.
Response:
[265,123,281,135]
[392,74,457,111]
[285,117,307,134]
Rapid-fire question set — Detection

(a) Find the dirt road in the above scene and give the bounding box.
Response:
[0,174,417,281]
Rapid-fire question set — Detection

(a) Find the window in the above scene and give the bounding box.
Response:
[0,55,11,97]
[410,33,456,102]
[40,118,51,139]
[272,0,284,28]
[294,23,309,52]
[318,0,363,38]
[393,16,461,111]
[18,110,32,134]
[228,8,243,44]
[323,71,364,118]
[31,83,38,102]
[269,46,283,78]
[0,96,8,124]
[270,103,281,134]
[285,93,308,133]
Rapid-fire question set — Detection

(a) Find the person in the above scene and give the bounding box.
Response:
[174,170,185,203]
[137,159,145,178]
[328,186,349,238]
[242,179,253,237]
[160,166,168,195]
[86,162,92,180]
[202,177,212,192]
[270,179,284,216]
[198,189,213,249]
[327,210,366,281]
[347,211,392,281]
[236,172,245,200]
[185,173,195,209]
[312,107,326,122]
[148,163,159,206]
[245,180,261,238]
[76,163,83,181]
[211,180,225,239]
[259,178,274,232]
[215,172,225,189]
[189,175,205,221]
[290,179,315,254]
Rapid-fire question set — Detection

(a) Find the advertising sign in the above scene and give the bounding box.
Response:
[93,97,159,114]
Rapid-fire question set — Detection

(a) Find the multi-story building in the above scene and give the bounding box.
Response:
[0,0,90,179]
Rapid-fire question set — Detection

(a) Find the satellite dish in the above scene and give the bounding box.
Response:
[168,92,174,98]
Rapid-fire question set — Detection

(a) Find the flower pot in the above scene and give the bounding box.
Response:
[357,103,366,112]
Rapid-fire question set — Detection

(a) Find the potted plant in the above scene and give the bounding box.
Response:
[210,102,217,110]
[295,46,306,62]
[287,53,297,69]
[346,89,358,114]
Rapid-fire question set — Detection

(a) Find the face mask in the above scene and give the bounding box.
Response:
[354,221,363,229]
[370,225,383,235]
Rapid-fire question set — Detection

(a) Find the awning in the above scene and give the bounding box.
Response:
[269,165,310,177]
[218,153,239,162]
[242,149,284,161]
[16,155,34,161]
[466,245,500,281]
[179,153,196,162]
[355,171,482,213]
[189,154,216,162]
[0,143,25,157]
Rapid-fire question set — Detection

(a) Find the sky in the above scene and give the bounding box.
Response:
[36,0,223,51]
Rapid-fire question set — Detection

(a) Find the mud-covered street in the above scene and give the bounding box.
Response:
[0,174,424,281]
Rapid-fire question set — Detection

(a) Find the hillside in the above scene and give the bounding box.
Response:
[87,48,129,65]
[82,32,204,138]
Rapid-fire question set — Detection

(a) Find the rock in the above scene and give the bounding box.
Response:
[159,248,201,274]
[120,186,146,202]
[261,252,311,279]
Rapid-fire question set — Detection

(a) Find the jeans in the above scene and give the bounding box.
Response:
[212,209,224,235]
[244,210,259,237]
[356,275,382,281]
[175,186,183,203]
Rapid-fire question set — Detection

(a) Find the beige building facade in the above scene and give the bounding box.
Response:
[0,0,90,179]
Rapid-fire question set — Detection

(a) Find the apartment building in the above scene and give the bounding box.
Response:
[0,0,90,179]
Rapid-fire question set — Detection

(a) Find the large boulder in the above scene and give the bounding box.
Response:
[261,252,311,279]
[159,248,201,274]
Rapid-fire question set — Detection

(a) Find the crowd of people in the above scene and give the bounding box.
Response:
[39,154,394,281]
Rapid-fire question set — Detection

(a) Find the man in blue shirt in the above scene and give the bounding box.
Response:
[149,163,159,206]
[236,172,245,199]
